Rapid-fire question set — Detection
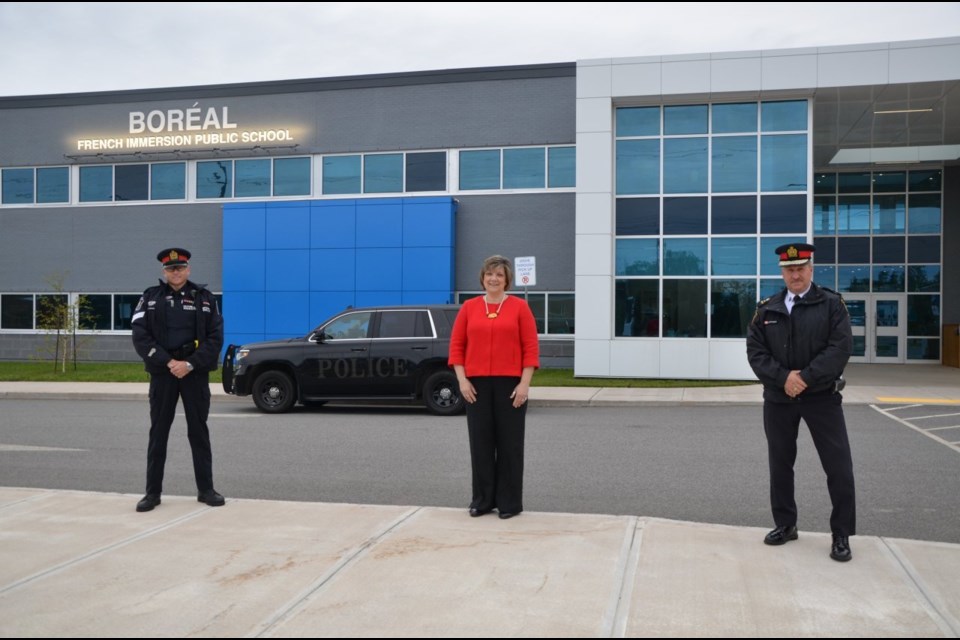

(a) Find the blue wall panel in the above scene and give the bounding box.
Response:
[266,204,311,249]
[265,250,310,291]
[224,197,455,347]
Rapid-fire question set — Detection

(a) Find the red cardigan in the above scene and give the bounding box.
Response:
[448,295,540,377]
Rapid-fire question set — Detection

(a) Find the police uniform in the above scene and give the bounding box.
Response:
[131,248,225,512]
[746,243,856,562]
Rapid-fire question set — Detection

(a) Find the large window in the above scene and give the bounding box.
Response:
[79,162,186,202]
[813,169,942,360]
[459,145,574,191]
[614,100,810,339]
[199,157,310,199]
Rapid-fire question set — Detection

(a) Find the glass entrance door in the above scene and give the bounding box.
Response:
[845,294,906,363]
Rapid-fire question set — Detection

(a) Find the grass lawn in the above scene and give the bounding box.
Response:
[0,361,751,388]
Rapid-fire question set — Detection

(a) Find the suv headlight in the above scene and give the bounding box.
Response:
[234,348,251,368]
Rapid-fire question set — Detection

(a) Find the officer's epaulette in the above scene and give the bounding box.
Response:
[819,286,848,311]
[756,296,771,307]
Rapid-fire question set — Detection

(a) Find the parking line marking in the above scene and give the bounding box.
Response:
[871,405,960,456]
[0,444,87,452]
[875,397,960,405]
[926,425,960,431]
[884,404,924,411]
[909,412,960,420]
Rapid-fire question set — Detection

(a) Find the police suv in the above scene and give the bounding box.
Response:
[222,305,464,415]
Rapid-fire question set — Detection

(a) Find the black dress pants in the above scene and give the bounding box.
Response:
[146,371,214,495]
[763,393,856,536]
[465,376,526,514]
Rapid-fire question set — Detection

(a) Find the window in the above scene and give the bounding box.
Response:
[79,166,113,202]
[503,148,545,189]
[364,154,403,194]
[459,150,500,190]
[406,152,446,192]
[273,157,311,196]
[36,167,69,203]
[2,168,34,204]
[151,163,186,200]
[547,147,575,187]
[235,159,271,197]
[323,155,361,194]
[197,161,232,199]
[114,164,149,201]
[323,312,372,340]
[113,294,141,330]
[377,310,430,338]
[1,294,33,329]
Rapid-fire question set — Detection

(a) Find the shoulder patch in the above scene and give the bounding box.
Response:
[757,296,771,307]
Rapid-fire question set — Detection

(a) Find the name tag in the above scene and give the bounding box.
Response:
[764,320,778,325]
[183,305,196,311]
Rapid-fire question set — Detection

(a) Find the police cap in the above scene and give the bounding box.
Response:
[157,247,191,268]
[774,242,814,267]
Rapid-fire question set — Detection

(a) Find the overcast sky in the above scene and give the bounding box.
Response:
[1,2,958,97]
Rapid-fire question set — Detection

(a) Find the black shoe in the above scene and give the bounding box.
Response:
[469,507,492,517]
[136,494,161,512]
[763,525,798,546]
[197,490,225,507]
[830,534,852,562]
[498,512,519,520]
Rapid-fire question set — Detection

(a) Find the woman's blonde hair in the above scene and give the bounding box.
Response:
[479,255,513,290]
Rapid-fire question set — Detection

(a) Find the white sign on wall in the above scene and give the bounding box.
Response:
[515,256,536,287]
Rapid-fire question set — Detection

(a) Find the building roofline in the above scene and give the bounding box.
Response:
[0,62,576,109]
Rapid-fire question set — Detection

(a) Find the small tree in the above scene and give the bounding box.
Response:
[35,273,96,372]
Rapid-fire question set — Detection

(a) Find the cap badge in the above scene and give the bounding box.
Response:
[169,250,179,261]
[787,246,798,258]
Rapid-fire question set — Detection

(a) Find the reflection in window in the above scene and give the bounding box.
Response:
[151,163,186,200]
[872,195,905,234]
[547,147,575,188]
[712,136,757,192]
[907,338,939,360]
[663,280,707,337]
[616,239,659,275]
[616,198,659,235]
[616,140,659,195]
[525,294,546,334]
[711,279,756,337]
[197,161,232,199]
[837,266,870,293]
[837,196,870,234]
[78,294,112,330]
[113,294,141,330]
[616,106,660,137]
[761,101,807,132]
[664,105,708,135]
[908,194,941,233]
[459,150,500,190]
[324,312,373,339]
[712,103,757,134]
[364,154,403,193]
[273,157,311,196]
[663,238,706,276]
[872,266,905,292]
[615,279,659,337]
[813,197,835,235]
[907,266,940,293]
[2,168,34,204]
[322,156,361,194]
[79,165,113,202]
[711,238,756,276]
[760,134,806,191]
[36,167,69,203]
[664,137,707,194]
[503,148,545,189]
[547,293,575,334]
[814,266,836,289]
[846,300,866,327]
[234,159,271,198]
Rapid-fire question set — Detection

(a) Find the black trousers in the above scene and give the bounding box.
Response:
[146,371,214,495]
[465,376,527,514]
[763,394,856,536]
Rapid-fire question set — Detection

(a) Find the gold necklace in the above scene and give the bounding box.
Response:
[484,295,506,319]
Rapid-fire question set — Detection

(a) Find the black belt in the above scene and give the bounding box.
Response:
[168,341,197,359]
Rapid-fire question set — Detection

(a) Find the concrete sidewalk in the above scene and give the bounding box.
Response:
[1,487,959,638]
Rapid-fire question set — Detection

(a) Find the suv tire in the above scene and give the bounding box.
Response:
[252,370,297,413]
[423,370,465,416]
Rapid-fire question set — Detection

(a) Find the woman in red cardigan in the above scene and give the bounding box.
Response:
[449,255,540,519]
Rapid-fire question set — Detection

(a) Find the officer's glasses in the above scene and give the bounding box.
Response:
[163,265,188,272]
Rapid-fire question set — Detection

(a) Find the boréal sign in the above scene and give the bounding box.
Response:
[75,104,301,152]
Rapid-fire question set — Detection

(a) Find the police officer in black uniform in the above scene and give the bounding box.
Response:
[746,243,856,562]
[132,248,225,512]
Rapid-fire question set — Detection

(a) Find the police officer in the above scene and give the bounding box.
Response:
[746,243,856,562]
[132,248,225,512]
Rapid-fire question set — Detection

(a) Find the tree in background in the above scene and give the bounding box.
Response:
[34,273,96,372]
